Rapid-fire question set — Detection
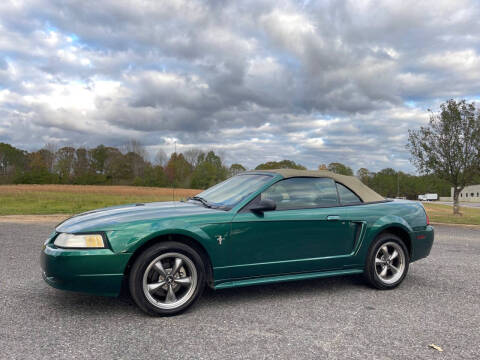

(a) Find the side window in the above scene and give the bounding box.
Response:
[336,182,362,204]
[261,177,338,210]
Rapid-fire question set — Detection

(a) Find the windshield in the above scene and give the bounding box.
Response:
[191,174,273,210]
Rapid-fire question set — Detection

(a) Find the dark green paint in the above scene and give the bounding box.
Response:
[41,172,434,297]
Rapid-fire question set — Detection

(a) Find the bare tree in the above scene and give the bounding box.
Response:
[154,149,168,167]
[407,99,480,215]
[43,143,57,172]
[183,148,204,169]
[124,139,148,161]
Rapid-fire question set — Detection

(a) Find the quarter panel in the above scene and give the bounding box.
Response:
[341,200,424,267]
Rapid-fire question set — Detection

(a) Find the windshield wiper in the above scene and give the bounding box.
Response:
[188,196,212,208]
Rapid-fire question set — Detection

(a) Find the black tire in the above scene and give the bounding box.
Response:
[364,233,410,290]
[129,241,206,316]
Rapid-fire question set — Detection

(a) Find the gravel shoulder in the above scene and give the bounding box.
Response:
[0,223,479,359]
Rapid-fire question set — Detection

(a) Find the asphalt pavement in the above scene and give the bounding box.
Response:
[1,222,479,359]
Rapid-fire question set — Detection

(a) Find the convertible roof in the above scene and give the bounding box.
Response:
[249,169,385,203]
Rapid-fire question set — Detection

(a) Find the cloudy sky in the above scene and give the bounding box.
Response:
[1,0,479,172]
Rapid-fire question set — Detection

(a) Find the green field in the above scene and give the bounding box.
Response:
[0,185,200,215]
[422,202,480,225]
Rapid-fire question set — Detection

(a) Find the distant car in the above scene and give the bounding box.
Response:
[41,169,434,316]
[418,193,438,201]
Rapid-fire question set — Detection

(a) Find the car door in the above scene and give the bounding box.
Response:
[226,177,360,279]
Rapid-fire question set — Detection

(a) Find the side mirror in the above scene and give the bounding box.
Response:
[250,199,276,213]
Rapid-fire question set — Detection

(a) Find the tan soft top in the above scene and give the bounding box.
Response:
[249,169,385,203]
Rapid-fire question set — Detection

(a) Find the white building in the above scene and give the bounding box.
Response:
[451,184,480,202]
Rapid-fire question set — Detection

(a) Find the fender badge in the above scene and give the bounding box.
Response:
[216,235,224,245]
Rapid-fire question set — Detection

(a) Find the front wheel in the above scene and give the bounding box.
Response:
[129,241,206,316]
[364,233,409,289]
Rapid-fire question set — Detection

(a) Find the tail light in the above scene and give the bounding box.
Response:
[425,209,430,225]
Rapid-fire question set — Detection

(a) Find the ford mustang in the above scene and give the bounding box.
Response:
[41,169,434,316]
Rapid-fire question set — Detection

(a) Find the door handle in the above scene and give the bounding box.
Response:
[327,215,341,221]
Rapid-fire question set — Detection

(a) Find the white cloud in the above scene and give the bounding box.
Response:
[1,0,480,172]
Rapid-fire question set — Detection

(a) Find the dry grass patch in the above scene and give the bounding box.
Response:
[0,184,200,197]
[0,184,201,215]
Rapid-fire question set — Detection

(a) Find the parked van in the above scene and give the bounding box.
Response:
[418,193,438,201]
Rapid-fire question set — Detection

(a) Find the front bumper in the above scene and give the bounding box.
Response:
[41,242,131,297]
[411,225,434,262]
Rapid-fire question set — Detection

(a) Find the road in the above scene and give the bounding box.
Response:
[1,222,479,359]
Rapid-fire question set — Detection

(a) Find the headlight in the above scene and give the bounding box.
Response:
[54,233,105,249]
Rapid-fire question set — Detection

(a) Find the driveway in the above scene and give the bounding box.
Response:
[0,222,479,359]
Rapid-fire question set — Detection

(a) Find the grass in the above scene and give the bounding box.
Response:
[1,185,479,226]
[423,202,480,225]
[0,184,201,215]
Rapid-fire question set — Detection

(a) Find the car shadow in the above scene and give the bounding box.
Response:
[40,274,368,317]
[200,274,366,303]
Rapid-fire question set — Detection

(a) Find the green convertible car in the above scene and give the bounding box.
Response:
[41,169,434,315]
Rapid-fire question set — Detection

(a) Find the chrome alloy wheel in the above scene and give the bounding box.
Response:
[142,252,198,310]
[374,241,406,285]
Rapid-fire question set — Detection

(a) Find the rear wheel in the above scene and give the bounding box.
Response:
[364,233,409,289]
[129,241,205,316]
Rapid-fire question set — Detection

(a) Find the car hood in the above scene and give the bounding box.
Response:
[56,201,223,233]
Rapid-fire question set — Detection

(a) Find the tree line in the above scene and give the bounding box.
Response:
[0,141,233,189]
[0,140,453,198]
